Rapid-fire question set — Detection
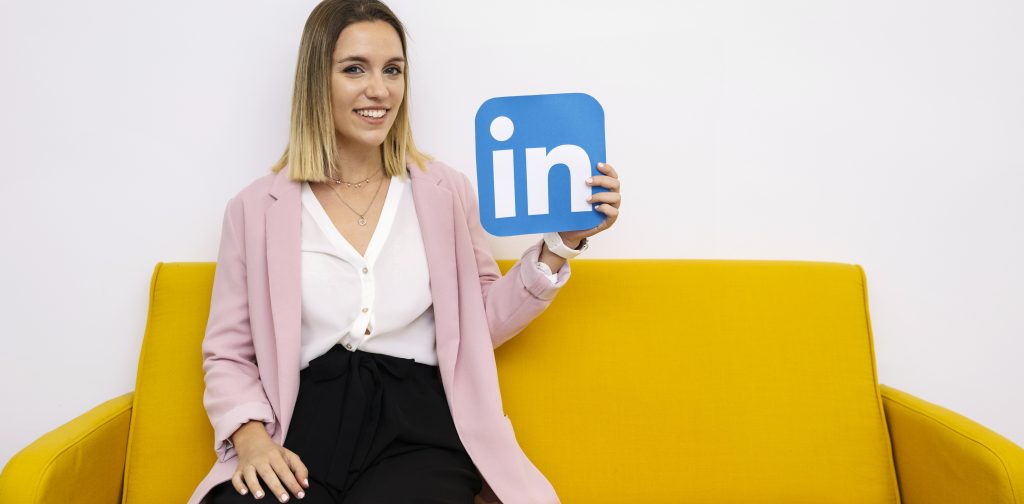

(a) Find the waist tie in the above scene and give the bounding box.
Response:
[299,345,416,494]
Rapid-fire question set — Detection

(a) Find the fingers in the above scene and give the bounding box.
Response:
[231,470,250,497]
[595,161,618,179]
[233,444,310,501]
[587,175,620,192]
[586,190,621,208]
[593,203,619,219]
[256,462,293,502]
[588,163,620,192]
[284,449,311,491]
[242,464,265,499]
[585,162,620,233]
[271,451,307,500]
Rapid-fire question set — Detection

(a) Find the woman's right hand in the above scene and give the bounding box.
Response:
[230,421,310,501]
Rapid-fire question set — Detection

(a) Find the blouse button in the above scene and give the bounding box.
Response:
[345,343,352,350]
[362,267,369,274]
[361,307,368,313]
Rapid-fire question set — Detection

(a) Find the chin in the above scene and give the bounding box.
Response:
[339,132,388,148]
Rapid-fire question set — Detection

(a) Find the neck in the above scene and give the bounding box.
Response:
[333,141,385,181]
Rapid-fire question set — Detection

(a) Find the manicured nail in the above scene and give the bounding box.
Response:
[255,490,264,498]
[598,162,605,167]
[304,478,309,487]
[240,488,248,495]
[298,491,306,499]
[280,492,289,502]
[586,195,592,201]
[586,177,593,184]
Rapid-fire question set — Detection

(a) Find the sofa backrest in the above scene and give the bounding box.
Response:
[125,259,901,503]
[493,259,901,503]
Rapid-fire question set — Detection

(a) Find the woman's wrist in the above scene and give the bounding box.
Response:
[538,242,568,273]
[560,236,582,249]
[230,420,268,446]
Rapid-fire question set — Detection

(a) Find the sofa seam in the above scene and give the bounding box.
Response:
[881,392,1018,503]
[120,261,163,502]
[856,263,903,504]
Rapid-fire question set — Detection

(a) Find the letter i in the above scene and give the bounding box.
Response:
[489,116,517,218]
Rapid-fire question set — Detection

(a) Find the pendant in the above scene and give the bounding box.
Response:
[358,217,367,226]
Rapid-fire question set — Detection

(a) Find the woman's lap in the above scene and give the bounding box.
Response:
[341,445,482,504]
[208,347,482,504]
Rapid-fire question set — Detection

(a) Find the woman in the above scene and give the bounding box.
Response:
[189,1,621,503]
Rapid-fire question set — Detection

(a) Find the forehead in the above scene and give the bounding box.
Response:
[333,20,403,59]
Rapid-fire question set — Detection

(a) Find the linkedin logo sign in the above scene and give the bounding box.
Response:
[474,92,607,236]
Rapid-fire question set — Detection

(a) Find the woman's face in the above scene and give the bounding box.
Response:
[330,20,406,152]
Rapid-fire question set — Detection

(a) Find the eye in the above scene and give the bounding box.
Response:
[342,65,403,75]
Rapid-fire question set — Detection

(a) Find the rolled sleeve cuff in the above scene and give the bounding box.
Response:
[535,261,558,284]
[213,401,277,462]
[519,239,570,301]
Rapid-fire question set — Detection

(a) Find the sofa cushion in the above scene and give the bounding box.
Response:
[494,259,901,503]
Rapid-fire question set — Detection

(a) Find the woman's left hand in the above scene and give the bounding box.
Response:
[558,162,621,247]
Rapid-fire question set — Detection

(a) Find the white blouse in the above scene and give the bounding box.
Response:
[299,174,559,371]
[300,174,438,368]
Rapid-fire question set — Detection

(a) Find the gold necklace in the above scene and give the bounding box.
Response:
[329,169,383,189]
[324,175,386,226]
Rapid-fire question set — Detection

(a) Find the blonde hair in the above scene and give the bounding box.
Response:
[270,0,433,182]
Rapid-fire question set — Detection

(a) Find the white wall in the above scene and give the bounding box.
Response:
[1,0,1021,472]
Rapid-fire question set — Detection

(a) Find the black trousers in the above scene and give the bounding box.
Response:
[208,344,483,504]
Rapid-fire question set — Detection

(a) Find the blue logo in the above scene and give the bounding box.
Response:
[474,92,607,237]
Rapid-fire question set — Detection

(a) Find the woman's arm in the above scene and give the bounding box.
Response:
[202,195,277,462]
[450,169,571,348]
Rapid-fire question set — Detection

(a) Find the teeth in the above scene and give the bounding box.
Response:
[356,109,386,118]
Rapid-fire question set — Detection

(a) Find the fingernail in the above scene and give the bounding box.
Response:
[586,177,593,184]
[598,162,605,167]
[240,488,248,495]
[586,195,592,201]
[281,492,289,502]
[255,490,264,498]
[298,491,306,499]
[304,478,309,487]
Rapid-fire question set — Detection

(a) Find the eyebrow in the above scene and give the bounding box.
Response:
[337,55,405,64]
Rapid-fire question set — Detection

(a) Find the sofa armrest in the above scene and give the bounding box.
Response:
[880,384,1024,504]
[0,392,134,504]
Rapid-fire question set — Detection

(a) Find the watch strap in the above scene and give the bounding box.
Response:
[543,232,589,259]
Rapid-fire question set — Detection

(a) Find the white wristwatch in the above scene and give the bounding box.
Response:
[543,232,589,259]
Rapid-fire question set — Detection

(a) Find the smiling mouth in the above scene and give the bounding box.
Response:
[353,108,389,120]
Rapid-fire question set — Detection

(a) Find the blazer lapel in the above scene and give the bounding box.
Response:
[266,168,301,434]
[407,164,460,390]
[264,163,461,437]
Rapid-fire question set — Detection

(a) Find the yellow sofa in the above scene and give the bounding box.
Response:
[2,260,1022,503]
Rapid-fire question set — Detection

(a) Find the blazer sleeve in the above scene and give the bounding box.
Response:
[202,195,277,462]
[451,169,571,349]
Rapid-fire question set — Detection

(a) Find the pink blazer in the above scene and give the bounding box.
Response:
[188,160,569,504]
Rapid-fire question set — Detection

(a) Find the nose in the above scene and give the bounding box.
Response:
[364,71,389,99]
